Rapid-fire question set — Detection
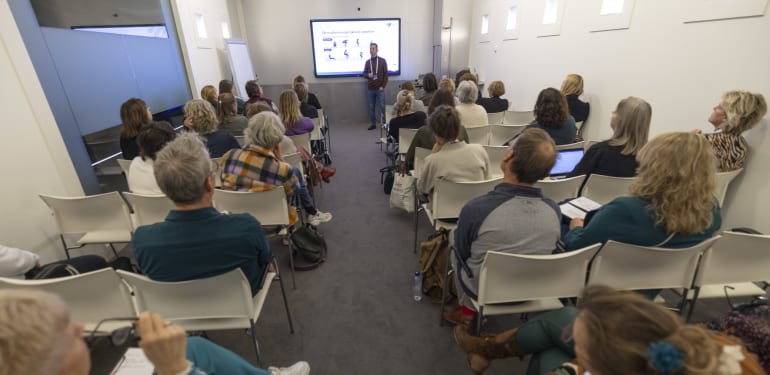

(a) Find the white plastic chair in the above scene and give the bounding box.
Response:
[686,231,770,320]
[503,110,535,125]
[284,153,303,175]
[288,133,311,155]
[117,158,132,177]
[213,188,298,288]
[580,174,636,205]
[588,237,721,310]
[465,125,490,145]
[122,192,175,229]
[535,175,586,202]
[469,243,602,332]
[714,168,743,207]
[310,117,323,142]
[486,111,505,125]
[413,147,431,177]
[0,268,135,332]
[318,108,331,155]
[118,267,292,365]
[554,141,585,151]
[211,157,222,188]
[235,136,246,147]
[39,192,133,259]
[398,128,419,155]
[482,146,507,179]
[488,125,526,146]
[584,140,600,150]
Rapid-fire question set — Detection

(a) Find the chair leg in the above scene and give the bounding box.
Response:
[108,243,120,259]
[439,259,453,327]
[476,307,483,335]
[249,319,261,366]
[274,260,295,334]
[60,234,71,260]
[686,288,701,322]
[287,240,297,290]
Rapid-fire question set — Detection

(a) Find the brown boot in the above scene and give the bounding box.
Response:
[454,325,526,373]
[320,167,336,183]
[442,308,473,328]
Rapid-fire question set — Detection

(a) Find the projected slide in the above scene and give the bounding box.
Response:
[310,18,400,78]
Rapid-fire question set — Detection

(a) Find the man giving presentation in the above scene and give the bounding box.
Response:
[363,42,388,130]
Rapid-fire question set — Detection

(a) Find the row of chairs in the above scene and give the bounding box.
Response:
[0,264,292,364]
[441,230,770,332]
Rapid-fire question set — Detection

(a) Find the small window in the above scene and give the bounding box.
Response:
[194,13,207,39]
[506,6,519,30]
[221,22,231,39]
[481,14,489,34]
[600,0,624,15]
[543,0,559,24]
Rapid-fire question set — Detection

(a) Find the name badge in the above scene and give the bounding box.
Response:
[372,74,378,80]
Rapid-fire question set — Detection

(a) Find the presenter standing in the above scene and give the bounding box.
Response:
[363,42,388,130]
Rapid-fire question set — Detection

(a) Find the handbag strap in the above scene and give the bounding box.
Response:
[653,233,676,247]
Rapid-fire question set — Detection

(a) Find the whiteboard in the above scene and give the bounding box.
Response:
[225,39,256,99]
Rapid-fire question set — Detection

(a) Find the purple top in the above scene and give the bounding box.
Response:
[284,117,314,136]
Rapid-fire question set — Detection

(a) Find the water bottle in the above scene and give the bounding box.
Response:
[413,271,423,301]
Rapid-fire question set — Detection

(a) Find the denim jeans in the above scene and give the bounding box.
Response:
[289,166,317,215]
[186,336,270,375]
[367,88,386,127]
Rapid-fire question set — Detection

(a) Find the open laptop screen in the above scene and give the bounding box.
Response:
[549,148,584,177]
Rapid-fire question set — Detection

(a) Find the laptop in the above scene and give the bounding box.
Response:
[549,148,584,177]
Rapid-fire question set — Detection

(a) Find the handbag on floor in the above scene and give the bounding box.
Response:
[419,227,456,304]
[290,224,327,271]
[389,172,415,212]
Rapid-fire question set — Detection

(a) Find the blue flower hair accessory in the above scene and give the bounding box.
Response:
[646,342,685,373]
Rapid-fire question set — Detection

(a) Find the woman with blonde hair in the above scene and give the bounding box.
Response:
[568,96,651,179]
[278,90,314,136]
[696,90,767,171]
[183,99,239,158]
[390,81,426,116]
[200,85,218,109]
[292,74,322,109]
[387,89,427,140]
[479,80,509,113]
[565,132,721,254]
[453,284,764,375]
[217,93,248,136]
[119,97,152,159]
[561,74,590,123]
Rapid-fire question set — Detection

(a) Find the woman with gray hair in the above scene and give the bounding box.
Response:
[183,99,240,158]
[0,289,311,375]
[220,111,332,226]
[455,81,488,128]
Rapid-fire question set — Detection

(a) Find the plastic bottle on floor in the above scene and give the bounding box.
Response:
[413,271,423,301]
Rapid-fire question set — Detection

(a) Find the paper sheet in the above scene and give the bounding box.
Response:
[111,348,155,375]
[570,197,602,212]
[560,203,587,219]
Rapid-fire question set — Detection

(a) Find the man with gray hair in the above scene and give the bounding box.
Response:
[443,128,561,326]
[455,80,488,129]
[132,132,273,296]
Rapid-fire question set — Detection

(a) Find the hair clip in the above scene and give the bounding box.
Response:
[646,342,685,373]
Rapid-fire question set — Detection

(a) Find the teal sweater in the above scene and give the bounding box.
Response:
[564,196,721,250]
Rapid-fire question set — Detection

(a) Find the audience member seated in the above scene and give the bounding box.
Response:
[419,72,438,107]
[200,85,218,109]
[526,88,577,145]
[217,93,249,136]
[561,74,590,123]
[128,121,176,195]
[119,98,152,160]
[246,102,298,156]
[443,128,559,327]
[405,89,470,169]
[279,90,315,136]
[388,90,427,141]
[0,244,108,279]
[294,83,318,119]
[568,96,650,179]
[455,81,488,128]
[390,81,426,116]
[478,80,509,113]
[0,290,311,375]
[453,284,764,375]
[183,99,240,158]
[292,75,322,109]
[439,78,460,106]
[417,105,491,194]
[220,112,332,226]
[695,90,767,171]
[219,79,245,114]
[244,80,275,112]
[132,133,272,296]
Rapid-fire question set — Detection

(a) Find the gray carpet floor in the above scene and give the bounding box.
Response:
[103,119,763,375]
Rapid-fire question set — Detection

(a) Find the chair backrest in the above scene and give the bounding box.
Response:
[503,110,535,125]
[413,147,431,176]
[117,269,254,326]
[39,192,133,235]
[482,146,507,179]
[0,268,135,329]
[584,140,600,150]
[478,243,602,304]
[213,187,289,226]
[431,178,501,220]
[310,117,323,141]
[288,133,311,154]
[284,152,303,174]
[398,128,419,154]
[234,136,246,147]
[575,121,585,133]
[211,157,222,187]
[554,141,585,151]
[714,168,743,207]
[580,174,636,205]
[385,104,394,125]
[694,231,770,287]
[487,111,505,125]
[535,175,586,202]
[122,192,175,228]
[117,158,132,176]
[588,237,721,291]
[465,125,490,145]
[317,108,326,129]
[488,125,526,146]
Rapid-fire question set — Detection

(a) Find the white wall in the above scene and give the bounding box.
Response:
[0,1,89,262]
[442,0,474,77]
[468,0,770,231]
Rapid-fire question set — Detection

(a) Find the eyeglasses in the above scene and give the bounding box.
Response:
[87,317,138,347]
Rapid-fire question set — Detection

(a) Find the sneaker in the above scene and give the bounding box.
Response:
[307,210,332,226]
[268,361,310,375]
